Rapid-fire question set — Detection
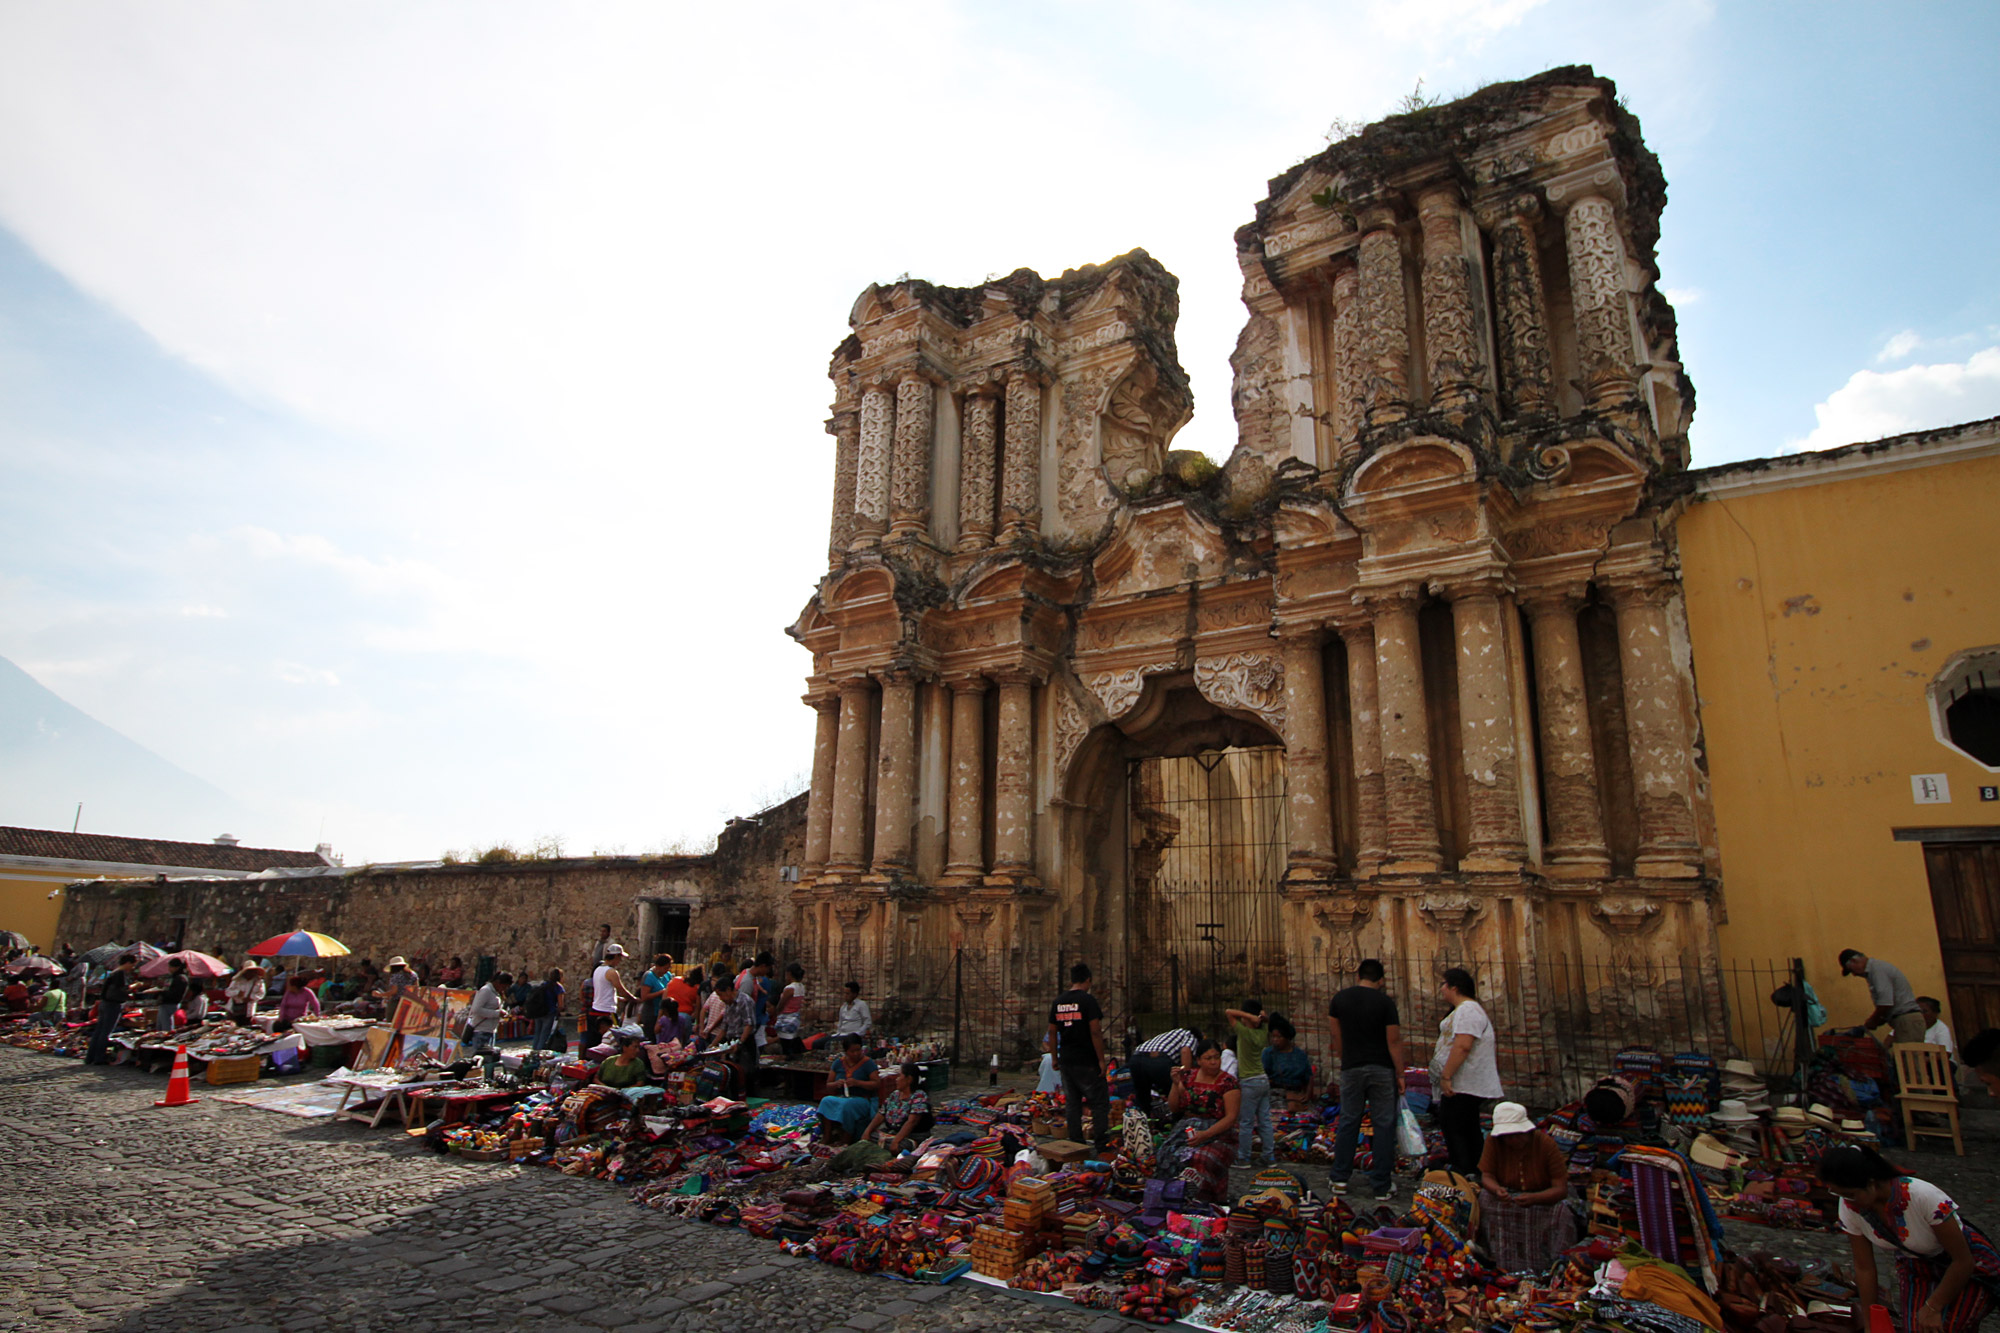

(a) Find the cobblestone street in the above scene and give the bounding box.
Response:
[0,1049,1120,1333]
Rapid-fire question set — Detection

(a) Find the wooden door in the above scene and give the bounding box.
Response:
[1923,841,2000,1035]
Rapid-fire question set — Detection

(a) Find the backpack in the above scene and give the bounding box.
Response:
[524,981,556,1019]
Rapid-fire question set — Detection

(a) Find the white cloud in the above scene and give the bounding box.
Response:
[1791,347,2000,453]
[1663,286,1704,307]
[272,661,340,688]
[1877,329,1922,363]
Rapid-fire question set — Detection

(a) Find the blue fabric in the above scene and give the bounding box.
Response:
[818,1094,877,1137]
[1263,1045,1312,1090]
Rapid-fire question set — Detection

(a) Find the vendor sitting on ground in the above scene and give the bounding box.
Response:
[1262,1014,1315,1111]
[1477,1101,1576,1273]
[1157,1038,1241,1203]
[2,977,28,1013]
[817,1034,882,1144]
[31,983,65,1027]
[595,1028,651,1088]
[861,1062,932,1155]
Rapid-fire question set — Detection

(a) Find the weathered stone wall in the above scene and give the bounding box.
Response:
[58,793,808,976]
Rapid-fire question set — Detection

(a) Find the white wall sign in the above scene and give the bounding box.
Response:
[1912,773,1953,805]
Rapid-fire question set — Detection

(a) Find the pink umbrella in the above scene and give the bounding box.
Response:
[4,955,60,976]
[139,950,233,980]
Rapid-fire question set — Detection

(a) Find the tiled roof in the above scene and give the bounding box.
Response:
[0,826,329,872]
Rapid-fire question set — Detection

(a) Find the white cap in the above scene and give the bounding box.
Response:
[1489,1101,1536,1136]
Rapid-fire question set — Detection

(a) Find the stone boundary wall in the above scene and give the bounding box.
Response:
[57,793,808,977]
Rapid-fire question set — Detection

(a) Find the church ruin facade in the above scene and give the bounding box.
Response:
[785,68,1721,1095]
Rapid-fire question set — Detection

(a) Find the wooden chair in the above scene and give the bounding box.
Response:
[1891,1042,1964,1155]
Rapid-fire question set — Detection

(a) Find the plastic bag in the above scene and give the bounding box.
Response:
[1396,1097,1425,1159]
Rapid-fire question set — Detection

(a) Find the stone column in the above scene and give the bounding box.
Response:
[1000,369,1043,542]
[1356,204,1412,426]
[1607,577,1701,875]
[1563,194,1637,408]
[827,679,874,875]
[1359,586,1440,870]
[1485,197,1554,418]
[1279,629,1336,881]
[1328,263,1364,461]
[1446,577,1528,869]
[869,670,918,877]
[1337,620,1388,873]
[889,371,934,539]
[802,692,841,877]
[1521,588,1610,874]
[988,671,1039,885]
[852,383,893,545]
[826,414,859,566]
[944,676,988,882]
[957,387,998,552]
[1416,185,1483,411]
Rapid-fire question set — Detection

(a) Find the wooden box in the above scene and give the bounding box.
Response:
[204,1055,262,1086]
[1038,1139,1095,1164]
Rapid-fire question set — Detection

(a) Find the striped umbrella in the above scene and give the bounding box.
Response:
[139,950,234,979]
[246,929,350,959]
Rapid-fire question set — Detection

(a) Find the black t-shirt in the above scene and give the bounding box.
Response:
[101,969,131,1010]
[1328,984,1400,1069]
[1048,988,1103,1067]
[161,974,194,1007]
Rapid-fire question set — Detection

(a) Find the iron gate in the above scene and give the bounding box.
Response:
[1125,746,1289,1042]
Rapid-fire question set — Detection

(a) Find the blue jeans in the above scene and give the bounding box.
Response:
[1236,1074,1274,1160]
[1331,1065,1399,1191]
[530,1015,562,1050]
[463,1030,497,1054]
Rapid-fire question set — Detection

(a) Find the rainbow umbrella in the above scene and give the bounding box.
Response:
[246,929,350,959]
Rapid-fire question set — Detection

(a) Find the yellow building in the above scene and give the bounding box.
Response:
[1678,416,2000,1041]
[0,826,331,952]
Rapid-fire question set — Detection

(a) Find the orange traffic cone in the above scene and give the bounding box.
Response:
[156,1044,199,1108]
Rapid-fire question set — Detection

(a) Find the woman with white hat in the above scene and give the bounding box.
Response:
[1476,1101,1576,1273]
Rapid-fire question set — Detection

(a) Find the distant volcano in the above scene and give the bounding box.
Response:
[0,655,249,841]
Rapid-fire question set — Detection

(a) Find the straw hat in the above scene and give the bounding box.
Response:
[1721,1059,1758,1080]
[387,956,408,967]
[1689,1133,1748,1170]
[1489,1102,1536,1136]
[1710,1098,1759,1125]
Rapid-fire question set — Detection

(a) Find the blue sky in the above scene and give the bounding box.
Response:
[1,1,1996,861]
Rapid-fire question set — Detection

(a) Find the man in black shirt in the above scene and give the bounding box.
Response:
[1327,957,1407,1197]
[86,954,139,1065]
[1045,962,1111,1150]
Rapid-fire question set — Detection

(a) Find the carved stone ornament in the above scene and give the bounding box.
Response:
[1056,365,1122,536]
[1588,895,1663,940]
[1418,890,1486,960]
[1052,684,1091,791]
[1525,444,1571,483]
[1311,894,1373,971]
[1194,652,1286,732]
[854,385,894,526]
[1085,662,1175,721]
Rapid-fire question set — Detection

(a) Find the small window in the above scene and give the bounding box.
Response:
[1930,647,2000,769]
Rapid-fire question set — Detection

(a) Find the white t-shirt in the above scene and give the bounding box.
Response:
[1925,1020,1957,1058]
[1839,1178,1957,1256]
[1432,1000,1504,1099]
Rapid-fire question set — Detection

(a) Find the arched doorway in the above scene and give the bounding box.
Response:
[1127,744,1289,1039]
[1060,675,1288,1048]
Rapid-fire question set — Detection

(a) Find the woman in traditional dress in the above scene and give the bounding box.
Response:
[1157,1038,1241,1203]
[815,1034,882,1144]
[1820,1143,2000,1333]
[861,1063,933,1155]
[1476,1101,1577,1273]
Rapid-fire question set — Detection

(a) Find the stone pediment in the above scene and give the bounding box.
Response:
[1091,501,1229,601]
[1346,437,1478,498]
